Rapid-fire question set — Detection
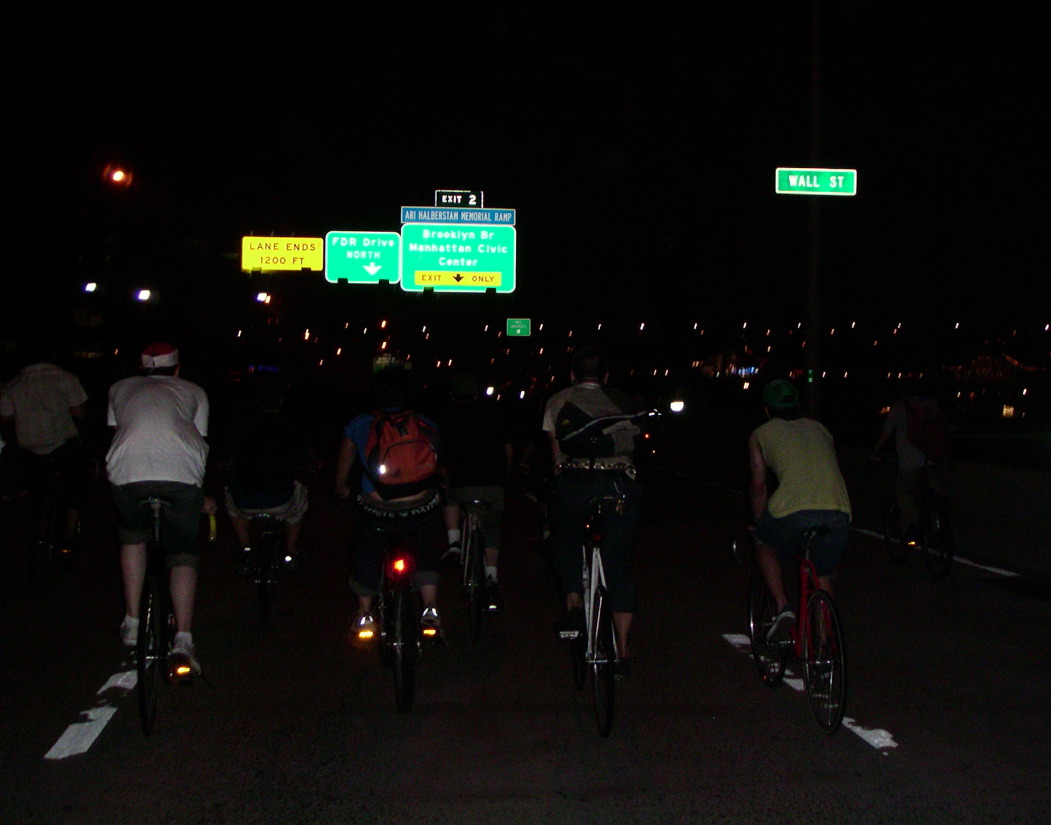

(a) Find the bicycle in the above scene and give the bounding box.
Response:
[248,513,282,622]
[568,493,622,738]
[459,498,493,640]
[881,462,954,578]
[374,532,436,713]
[746,525,847,734]
[135,497,216,736]
[27,461,74,591]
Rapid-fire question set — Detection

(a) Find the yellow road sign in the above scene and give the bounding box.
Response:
[412,271,503,288]
[241,237,324,272]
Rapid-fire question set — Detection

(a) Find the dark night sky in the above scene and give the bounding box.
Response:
[8,6,1049,333]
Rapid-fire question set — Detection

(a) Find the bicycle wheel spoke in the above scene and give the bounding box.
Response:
[136,578,163,736]
[391,588,416,712]
[803,591,846,734]
[590,586,615,736]
[748,569,786,686]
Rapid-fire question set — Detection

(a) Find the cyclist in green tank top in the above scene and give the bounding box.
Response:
[748,380,851,644]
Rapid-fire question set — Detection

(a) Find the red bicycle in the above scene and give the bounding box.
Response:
[746,525,847,734]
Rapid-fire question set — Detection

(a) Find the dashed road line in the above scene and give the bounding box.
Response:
[45,669,137,760]
[722,633,899,755]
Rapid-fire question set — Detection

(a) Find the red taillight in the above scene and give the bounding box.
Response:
[389,555,414,580]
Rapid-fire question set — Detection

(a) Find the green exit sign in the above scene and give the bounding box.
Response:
[506,318,531,337]
[776,167,857,196]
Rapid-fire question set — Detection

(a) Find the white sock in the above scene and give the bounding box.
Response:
[448,529,461,546]
[123,614,139,630]
[174,631,194,648]
[485,566,498,581]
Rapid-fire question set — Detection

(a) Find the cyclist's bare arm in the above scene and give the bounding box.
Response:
[748,432,769,523]
[334,436,356,498]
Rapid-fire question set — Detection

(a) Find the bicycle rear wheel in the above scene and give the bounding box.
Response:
[802,590,847,734]
[391,588,417,712]
[590,585,616,737]
[256,532,278,622]
[747,568,787,686]
[921,503,954,579]
[463,522,486,641]
[883,498,908,563]
[136,576,164,736]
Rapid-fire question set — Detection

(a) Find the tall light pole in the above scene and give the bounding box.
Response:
[805,0,823,417]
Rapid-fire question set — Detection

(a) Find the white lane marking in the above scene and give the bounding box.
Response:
[690,473,1026,582]
[851,527,1021,577]
[45,669,138,760]
[722,633,899,755]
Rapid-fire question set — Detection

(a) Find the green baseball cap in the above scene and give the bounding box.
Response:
[762,379,799,410]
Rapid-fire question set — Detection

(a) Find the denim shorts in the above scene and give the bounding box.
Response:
[754,509,850,577]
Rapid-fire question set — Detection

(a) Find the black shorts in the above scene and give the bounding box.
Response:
[111,481,204,569]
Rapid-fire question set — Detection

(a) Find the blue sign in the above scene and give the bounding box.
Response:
[401,206,515,225]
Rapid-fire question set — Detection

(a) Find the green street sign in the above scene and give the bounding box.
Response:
[775,167,857,196]
[400,223,516,293]
[506,318,531,337]
[324,231,402,283]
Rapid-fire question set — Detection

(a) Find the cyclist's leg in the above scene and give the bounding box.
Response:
[809,511,850,595]
[160,482,204,634]
[753,511,797,612]
[350,518,386,620]
[479,485,505,574]
[896,467,921,532]
[112,482,155,619]
[121,543,148,618]
[598,475,640,659]
[408,502,444,630]
[281,481,309,557]
[549,473,591,612]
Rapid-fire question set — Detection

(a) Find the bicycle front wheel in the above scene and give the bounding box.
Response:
[463,523,486,641]
[802,590,847,734]
[256,534,278,622]
[883,498,908,563]
[136,577,164,736]
[590,585,616,737]
[921,504,954,579]
[747,568,786,687]
[391,588,417,712]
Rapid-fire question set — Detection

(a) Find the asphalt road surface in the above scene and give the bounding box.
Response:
[3,461,1049,825]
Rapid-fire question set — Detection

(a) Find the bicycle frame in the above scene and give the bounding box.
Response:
[582,496,620,666]
[788,555,822,659]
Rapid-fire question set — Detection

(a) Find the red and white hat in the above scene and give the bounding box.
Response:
[141,342,179,369]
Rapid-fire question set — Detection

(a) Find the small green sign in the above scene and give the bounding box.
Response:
[507,318,531,337]
[776,167,857,196]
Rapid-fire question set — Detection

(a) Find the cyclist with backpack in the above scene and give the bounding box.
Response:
[870,381,950,542]
[543,346,644,678]
[335,368,444,642]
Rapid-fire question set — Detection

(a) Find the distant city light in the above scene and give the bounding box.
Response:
[669,400,685,413]
[136,289,151,301]
[256,292,271,303]
[83,282,97,293]
[103,163,133,188]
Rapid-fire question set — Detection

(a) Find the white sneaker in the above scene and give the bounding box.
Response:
[168,639,201,679]
[420,605,443,640]
[120,617,139,647]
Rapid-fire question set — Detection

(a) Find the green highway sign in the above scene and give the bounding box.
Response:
[324,231,402,283]
[506,318,531,337]
[400,223,516,293]
[775,167,857,196]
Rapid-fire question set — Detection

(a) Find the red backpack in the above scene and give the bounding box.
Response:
[363,410,439,500]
